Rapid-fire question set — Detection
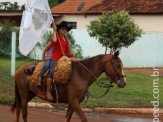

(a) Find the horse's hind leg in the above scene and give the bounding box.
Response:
[21,92,35,122]
[65,105,74,122]
[15,109,21,122]
[21,98,28,122]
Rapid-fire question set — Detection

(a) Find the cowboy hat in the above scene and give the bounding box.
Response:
[56,21,72,31]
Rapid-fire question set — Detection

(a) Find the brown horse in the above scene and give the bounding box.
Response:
[11,51,126,122]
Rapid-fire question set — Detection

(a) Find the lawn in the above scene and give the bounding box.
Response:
[0,56,162,108]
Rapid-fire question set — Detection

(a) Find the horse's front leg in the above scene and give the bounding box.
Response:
[69,99,87,122]
[65,105,74,122]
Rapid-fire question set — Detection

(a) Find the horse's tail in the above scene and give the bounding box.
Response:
[11,81,21,113]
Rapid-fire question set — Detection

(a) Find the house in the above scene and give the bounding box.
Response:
[0,10,22,26]
[0,1,162,67]
[51,0,163,67]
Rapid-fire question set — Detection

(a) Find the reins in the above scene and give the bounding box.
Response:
[56,33,65,56]
[57,34,114,102]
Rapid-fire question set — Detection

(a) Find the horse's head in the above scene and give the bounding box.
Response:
[104,51,126,88]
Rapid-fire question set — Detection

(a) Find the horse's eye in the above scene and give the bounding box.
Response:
[117,64,121,69]
[117,60,120,63]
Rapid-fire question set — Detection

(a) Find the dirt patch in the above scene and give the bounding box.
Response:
[124,67,163,76]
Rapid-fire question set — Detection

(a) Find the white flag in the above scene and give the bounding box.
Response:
[19,0,53,56]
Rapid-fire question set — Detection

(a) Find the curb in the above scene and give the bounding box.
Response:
[28,102,53,108]
[93,108,163,114]
[28,102,163,114]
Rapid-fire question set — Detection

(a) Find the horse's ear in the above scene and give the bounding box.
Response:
[114,50,120,58]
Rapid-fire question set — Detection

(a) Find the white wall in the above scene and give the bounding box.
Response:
[54,14,163,32]
[71,30,163,67]
[54,14,100,29]
[131,15,163,32]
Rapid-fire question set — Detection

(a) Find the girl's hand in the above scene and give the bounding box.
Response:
[52,20,57,32]
[67,53,75,57]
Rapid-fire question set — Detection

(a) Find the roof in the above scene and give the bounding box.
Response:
[0,10,60,17]
[51,0,163,14]
[0,10,23,16]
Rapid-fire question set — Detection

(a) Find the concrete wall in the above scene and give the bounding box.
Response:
[71,30,163,67]
[30,30,163,67]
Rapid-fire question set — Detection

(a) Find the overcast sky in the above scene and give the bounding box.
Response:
[0,0,26,5]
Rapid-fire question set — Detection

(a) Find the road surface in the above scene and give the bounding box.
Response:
[0,104,159,122]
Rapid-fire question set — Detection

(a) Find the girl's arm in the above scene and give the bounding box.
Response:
[66,41,75,57]
[51,20,57,42]
[42,42,52,61]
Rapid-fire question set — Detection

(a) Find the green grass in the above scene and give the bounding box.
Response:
[83,73,163,108]
[0,56,163,108]
[0,56,33,104]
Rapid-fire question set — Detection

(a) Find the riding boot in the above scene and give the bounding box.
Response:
[37,76,42,87]
[46,78,53,101]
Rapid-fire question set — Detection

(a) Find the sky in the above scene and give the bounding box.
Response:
[0,0,26,5]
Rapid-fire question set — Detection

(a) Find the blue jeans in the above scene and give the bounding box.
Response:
[40,59,57,79]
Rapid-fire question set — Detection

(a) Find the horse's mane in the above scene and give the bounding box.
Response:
[72,55,104,76]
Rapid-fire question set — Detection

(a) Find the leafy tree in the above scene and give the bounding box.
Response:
[8,2,19,10]
[66,32,83,59]
[0,2,23,10]
[36,30,53,50]
[48,0,65,8]
[37,31,83,59]
[0,20,23,57]
[58,0,65,3]
[48,0,58,8]
[0,2,11,10]
[0,1,65,10]
[87,11,143,52]
[20,4,25,10]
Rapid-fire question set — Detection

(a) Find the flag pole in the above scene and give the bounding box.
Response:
[56,33,65,56]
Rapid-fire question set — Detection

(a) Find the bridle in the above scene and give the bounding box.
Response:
[81,54,126,104]
[106,54,126,82]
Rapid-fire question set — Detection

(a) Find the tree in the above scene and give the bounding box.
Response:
[8,2,19,10]
[48,0,65,8]
[20,4,25,10]
[37,31,83,59]
[87,11,143,53]
[0,2,11,10]
[48,0,58,8]
[0,20,23,57]
[66,32,83,59]
[36,30,53,50]
[0,2,22,10]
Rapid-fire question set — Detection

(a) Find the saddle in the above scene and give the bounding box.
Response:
[27,56,73,85]
[24,56,79,102]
